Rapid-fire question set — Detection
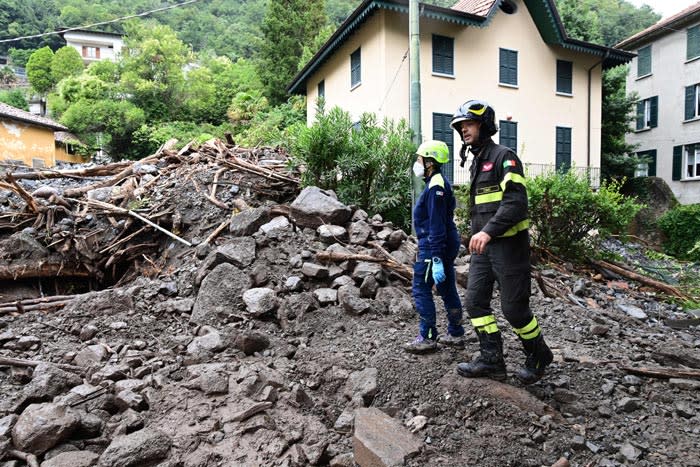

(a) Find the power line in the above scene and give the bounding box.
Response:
[379,48,409,112]
[0,0,202,44]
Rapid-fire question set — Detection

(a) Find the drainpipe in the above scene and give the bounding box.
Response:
[409,0,422,234]
[587,51,609,185]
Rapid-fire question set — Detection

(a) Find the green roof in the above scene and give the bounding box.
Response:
[287,0,634,95]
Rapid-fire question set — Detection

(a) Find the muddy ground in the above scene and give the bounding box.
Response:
[0,144,699,467]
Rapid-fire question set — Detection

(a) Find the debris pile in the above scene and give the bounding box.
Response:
[0,139,699,467]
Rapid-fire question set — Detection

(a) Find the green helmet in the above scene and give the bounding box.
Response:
[416,140,449,164]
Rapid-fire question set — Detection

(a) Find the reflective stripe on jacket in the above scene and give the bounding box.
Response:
[469,139,529,238]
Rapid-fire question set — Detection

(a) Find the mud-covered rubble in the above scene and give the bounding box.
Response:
[1,143,700,466]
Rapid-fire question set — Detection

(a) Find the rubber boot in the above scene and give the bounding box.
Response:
[456,331,507,381]
[514,334,553,385]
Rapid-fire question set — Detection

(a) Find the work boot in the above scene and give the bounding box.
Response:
[438,333,465,348]
[514,334,553,385]
[404,335,437,354]
[456,331,507,381]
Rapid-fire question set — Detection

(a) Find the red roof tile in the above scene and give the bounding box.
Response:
[451,0,498,17]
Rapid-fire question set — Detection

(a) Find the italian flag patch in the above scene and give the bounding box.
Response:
[503,159,517,169]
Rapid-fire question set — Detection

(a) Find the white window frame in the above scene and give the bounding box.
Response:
[685,144,700,179]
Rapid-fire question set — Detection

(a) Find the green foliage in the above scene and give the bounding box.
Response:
[234,95,306,148]
[8,48,34,68]
[0,0,62,56]
[454,185,471,236]
[131,120,236,156]
[657,204,700,261]
[256,0,327,105]
[51,46,84,83]
[26,46,55,95]
[297,24,335,72]
[0,66,17,85]
[0,89,28,110]
[291,105,414,230]
[526,170,642,258]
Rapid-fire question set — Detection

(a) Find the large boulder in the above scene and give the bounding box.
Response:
[290,187,352,228]
[191,263,252,325]
[12,403,79,455]
[98,428,171,467]
[229,207,271,236]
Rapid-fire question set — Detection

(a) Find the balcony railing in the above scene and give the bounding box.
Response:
[451,163,601,188]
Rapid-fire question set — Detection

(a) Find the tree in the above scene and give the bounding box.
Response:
[0,89,28,110]
[26,46,56,95]
[256,0,327,105]
[51,46,84,83]
[119,21,193,122]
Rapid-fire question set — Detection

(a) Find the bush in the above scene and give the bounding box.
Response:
[526,170,642,258]
[291,105,414,230]
[657,204,700,261]
[131,121,236,157]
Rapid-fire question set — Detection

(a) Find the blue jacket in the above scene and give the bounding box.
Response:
[413,171,460,259]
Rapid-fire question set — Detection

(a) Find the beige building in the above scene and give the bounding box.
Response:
[288,0,633,185]
[61,29,124,65]
[0,103,85,167]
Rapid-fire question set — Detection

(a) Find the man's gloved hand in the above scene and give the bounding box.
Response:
[431,257,445,284]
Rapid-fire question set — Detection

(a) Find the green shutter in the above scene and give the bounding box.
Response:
[351,48,361,87]
[650,96,658,128]
[672,145,683,181]
[433,35,454,75]
[636,101,645,130]
[637,46,651,77]
[688,25,700,60]
[500,49,517,85]
[556,60,572,94]
[648,150,657,176]
[686,85,697,120]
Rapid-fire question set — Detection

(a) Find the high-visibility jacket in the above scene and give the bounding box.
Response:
[468,139,529,238]
[413,171,460,259]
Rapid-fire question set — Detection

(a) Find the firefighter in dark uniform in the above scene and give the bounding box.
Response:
[451,100,553,384]
[404,140,466,354]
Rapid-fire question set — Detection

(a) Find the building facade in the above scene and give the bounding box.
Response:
[288,0,632,185]
[61,29,124,64]
[617,3,700,204]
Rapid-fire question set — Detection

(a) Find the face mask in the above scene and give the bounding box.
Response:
[412,161,425,178]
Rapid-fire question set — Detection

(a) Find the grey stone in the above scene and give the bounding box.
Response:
[191,263,252,325]
[317,225,348,243]
[616,302,648,320]
[349,221,372,245]
[353,408,421,467]
[2,231,49,260]
[332,275,355,289]
[0,414,17,437]
[618,442,642,462]
[229,207,270,236]
[572,278,587,296]
[22,363,81,402]
[79,325,99,341]
[98,428,171,467]
[313,288,338,306]
[353,262,382,281]
[334,407,355,433]
[376,286,413,316]
[669,378,700,390]
[260,216,290,237]
[41,450,100,467]
[215,237,257,268]
[115,390,148,412]
[243,288,278,316]
[386,230,406,251]
[344,368,378,406]
[285,276,304,292]
[301,262,329,279]
[234,331,270,356]
[616,397,642,412]
[290,186,352,228]
[186,327,225,359]
[13,335,41,351]
[330,452,355,467]
[73,344,109,368]
[338,285,371,315]
[359,275,378,299]
[12,403,79,455]
[352,209,368,222]
[158,280,178,297]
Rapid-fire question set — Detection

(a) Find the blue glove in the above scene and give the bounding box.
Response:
[431,257,445,284]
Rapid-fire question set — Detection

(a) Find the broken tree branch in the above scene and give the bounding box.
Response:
[0,262,92,281]
[315,250,412,282]
[0,356,83,374]
[620,365,700,380]
[591,259,687,299]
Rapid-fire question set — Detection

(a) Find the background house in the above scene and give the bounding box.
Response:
[616,2,700,204]
[0,103,85,167]
[288,0,632,185]
[61,29,124,64]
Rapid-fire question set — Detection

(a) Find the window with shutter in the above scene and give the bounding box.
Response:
[636,150,656,177]
[432,35,454,75]
[555,127,571,172]
[637,45,651,77]
[556,60,572,94]
[685,84,699,120]
[499,120,517,151]
[686,144,700,178]
[636,96,658,130]
[350,48,361,88]
[432,113,454,183]
[317,80,325,100]
[672,145,683,180]
[688,25,700,61]
[499,48,518,86]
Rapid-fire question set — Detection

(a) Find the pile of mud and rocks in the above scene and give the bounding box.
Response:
[0,139,699,467]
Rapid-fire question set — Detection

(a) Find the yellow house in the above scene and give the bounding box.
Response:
[288,0,634,185]
[0,102,85,167]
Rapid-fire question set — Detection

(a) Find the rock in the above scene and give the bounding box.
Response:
[589,324,609,336]
[22,363,82,403]
[229,207,270,236]
[313,288,338,306]
[359,275,378,299]
[260,216,290,237]
[290,186,352,228]
[669,378,700,390]
[618,442,642,462]
[675,401,695,418]
[243,288,278,316]
[332,275,355,289]
[41,450,100,467]
[191,263,252,325]
[285,276,303,292]
[73,344,109,368]
[344,368,378,406]
[353,262,382,281]
[338,285,372,315]
[158,280,178,297]
[552,388,578,404]
[115,390,148,412]
[98,428,171,467]
[187,327,225,360]
[376,286,413,316]
[572,278,587,296]
[79,325,99,341]
[615,302,647,320]
[185,363,229,395]
[349,221,372,245]
[301,262,330,279]
[12,403,79,455]
[386,230,406,251]
[13,335,41,350]
[330,453,355,467]
[0,414,17,437]
[616,397,642,413]
[317,225,348,243]
[550,457,570,467]
[3,230,49,260]
[234,331,270,356]
[353,408,421,467]
[215,237,257,268]
[334,407,355,433]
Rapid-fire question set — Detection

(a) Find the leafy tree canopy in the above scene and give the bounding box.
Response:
[26,46,55,95]
[51,45,84,83]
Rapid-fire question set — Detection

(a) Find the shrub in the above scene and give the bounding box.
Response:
[657,204,700,261]
[291,105,414,230]
[526,170,642,259]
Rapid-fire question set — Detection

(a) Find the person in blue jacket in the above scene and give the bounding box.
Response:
[404,140,466,354]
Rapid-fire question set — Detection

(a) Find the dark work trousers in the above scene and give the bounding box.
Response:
[412,236,464,340]
[465,230,533,329]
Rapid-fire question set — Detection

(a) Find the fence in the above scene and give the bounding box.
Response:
[452,162,601,188]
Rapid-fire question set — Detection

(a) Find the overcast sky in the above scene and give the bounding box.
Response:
[627,0,699,19]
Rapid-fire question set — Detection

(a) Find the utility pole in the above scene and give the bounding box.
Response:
[409,0,422,234]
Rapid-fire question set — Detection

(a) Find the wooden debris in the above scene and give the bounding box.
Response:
[591,259,688,299]
[315,250,413,282]
[620,365,700,380]
[0,356,83,374]
[0,262,92,281]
